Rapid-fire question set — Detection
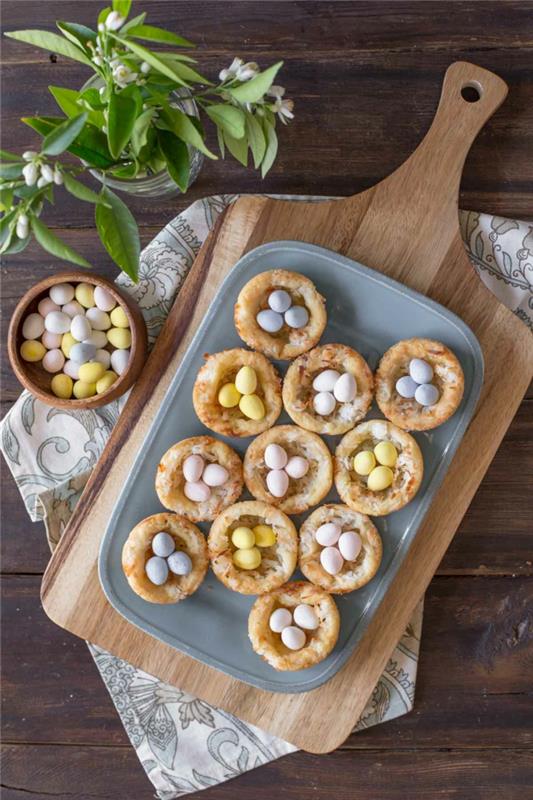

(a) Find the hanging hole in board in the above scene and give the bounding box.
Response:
[461,82,482,103]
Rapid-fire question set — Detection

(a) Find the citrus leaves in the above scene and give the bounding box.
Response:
[95,187,140,281]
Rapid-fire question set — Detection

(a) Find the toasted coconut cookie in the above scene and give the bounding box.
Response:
[335,419,423,516]
[234,269,327,359]
[283,343,373,435]
[375,338,465,431]
[122,512,208,604]
[299,504,382,593]
[155,436,243,522]
[243,425,333,514]
[208,500,297,594]
[193,348,282,437]
[248,581,340,671]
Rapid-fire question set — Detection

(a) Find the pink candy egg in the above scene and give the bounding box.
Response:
[338,531,362,561]
[264,443,288,470]
[320,546,344,575]
[183,454,204,483]
[285,456,309,479]
[315,522,341,547]
[266,469,289,498]
[203,463,229,487]
[184,480,211,503]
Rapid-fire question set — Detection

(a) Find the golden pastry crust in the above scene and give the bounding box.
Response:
[122,512,208,604]
[243,425,333,514]
[248,581,340,671]
[193,348,282,437]
[375,338,465,431]
[334,419,423,515]
[208,500,297,594]
[299,504,382,594]
[282,343,374,435]
[155,436,243,522]
[234,269,327,359]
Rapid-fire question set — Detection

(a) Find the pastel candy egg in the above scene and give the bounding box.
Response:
[218,382,240,408]
[70,342,96,364]
[266,469,289,498]
[312,369,340,392]
[73,380,96,399]
[74,283,95,309]
[110,348,130,376]
[338,531,362,561]
[61,300,85,318]
[183,454,204,482]
[232,546,261,570]
[22,313,45,340]
[61,332,77,358]
[239,394,265,420]
[333,372,357,403]
[45,310,71,334]
[51,374,73,399]
[264,443,288,470]
[269,607,292,632]
[38,297,59,317]
[84,330,108,348]
[145,556,168,585]
[184,480,211,502]
[42,349,65,374]
[94,348,111,369]
[284,305,309,328]
[315,522,341,546]
[94,286,117,312]
[231,526,255,549]
[49,283,75,305]
[107,327,131,349]
[235,365,257,395]
[396,375,418,398]
[70,314,92,342]
[268,290,291,313]
[79,362,106,383]
[253,524,276,547]
[63,360,80,380]
[168,551,192,576]
[293,604,319,630]
[353,450,376,476]
[281,625,306,650]
[409,358,433,385]
[151,531,175,558]
[257,309,283,333]
[20,340,45,362]
[41,331,62,350]
[86,307,111,331]
[285,456,309,479]
[313,391,336,416]
[203,463,229,487]
[374,441,398,467]
[415,383,440,406]
[367,465,394,491]
[109,305,129,328]
[96,371,118,394]
[320,546,344,575]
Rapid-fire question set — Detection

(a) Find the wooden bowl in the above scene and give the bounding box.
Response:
[8,271,148,409]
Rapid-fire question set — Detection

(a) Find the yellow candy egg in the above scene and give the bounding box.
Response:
[367,465,394,492]
[78,361,106,383]
[51,374,73,399]
[231,526,255,549]
[253,524,276,547]
[235,365,257,395]
[374,441,398,467]
[20,340,45,362]
[353,450,376,476]
[75,283,95,309]
[109,305,129,328]
[107,327,131,349]
[73,380,96,399]
[61,332,77,358]
[218,382,240,408]
[96,370,118,394]
[239,393,265,420]
[232,547,262,570]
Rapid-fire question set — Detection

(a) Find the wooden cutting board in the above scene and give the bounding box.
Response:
[41,62,533,753]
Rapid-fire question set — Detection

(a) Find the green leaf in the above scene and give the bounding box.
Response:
[108,161,138,179]
[229,62,283,104]
[120,12,146,34]
[107,91,137,158]
[0,187,14,211]
[95,187,139,281]
[113,0,132,17]
[261,119,278,177]
[48,85,81,117]
[78,87,105,109]
[5,29,93,66]
[56,21,96,49]
[245,113,266,168]
[0,149,23,162]
[0,163,24,179]
[31,216,92,267]
[216,126,225,158]
[23,116,115,168]
[157,129,189,192]
[131,108,155,154]
[112,35,188,85]
[205,105,245,140]
[125,24,194,48]
[2,231,31,254]
[0,208,17,247]
[223,130,248,167]
[160,106,217,159]
[62,172,108,205]
[42,113,88,156]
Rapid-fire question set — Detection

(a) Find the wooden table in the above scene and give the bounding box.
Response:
[1,2,532,797]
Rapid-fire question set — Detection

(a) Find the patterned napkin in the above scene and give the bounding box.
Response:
[1,195,531,799]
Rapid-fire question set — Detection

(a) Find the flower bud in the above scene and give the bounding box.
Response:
[16,216,29,239]
[105,10,125,30]
[53,167,63,185]
[37,176,48,188]
[22,162,38,186]
[140,61,150,74]
[22,150,38,161]
[40,164,54,183]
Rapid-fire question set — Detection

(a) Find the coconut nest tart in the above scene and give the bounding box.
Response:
[335,419,423,516]
[155,436,243,522]
[248,581,340,671]
[299,503,382,593]
[208,500,298,594]
[243,424,333,514]
[193,348,282,437]
[375,337,465,431]
[283,343,374,435]
[122,513,208,604]
[234,269,327,359]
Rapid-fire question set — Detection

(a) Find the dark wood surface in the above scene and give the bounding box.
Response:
[1,1,532,797]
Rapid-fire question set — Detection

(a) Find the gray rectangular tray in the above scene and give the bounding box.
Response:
[98,240,483,693]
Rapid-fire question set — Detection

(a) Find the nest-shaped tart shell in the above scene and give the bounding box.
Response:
[334,419,423,516]
[375,338,465,431]
[155,436,243,522]
[243,425,333,514]
[122,512,208,604]
[299,503,382,593]
[234,269,327,360]
[282,343,374,435]
[248,580,340,671]
[193,348,282,437]
[208,500,298,594]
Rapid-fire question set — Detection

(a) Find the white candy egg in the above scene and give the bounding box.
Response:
[83,330,108,348]
[264,443,288,470]
[313,391,336,416]
[145,556,168,585]
[42,348,65,373]
[49,283,75,306]
[256,309,283,333]
[409,358,433,385]
[71,314,92,342]
[338,531,362,561]
[94,348,111,368]
[183,454,204,483]
[70,342,96,364]
[86,307,111,331]
[293,604,319,630]
[315,522,341,547]
[22,313,45,340]
[94,285,117,312]
[184,480,211,502]
[42,331,62,349]
[281,625,306,650]
[284,305,309,329]
[44,310,71,334]
[203,463,229,487]
[320,546,344,575]
[268,289,291,313]
[168,550,192,576]
[415,383,440,406]
[269,607,292,632]
[110,348,130,376]
[63,360,81,380]
[333,372,357,403]
[396,375,418,398]
[285,456,309,479]
[312,369,340,392]
[38,297,59,317]
[266,469,289,498]
[152,531,175,558]
[61,300,84,318]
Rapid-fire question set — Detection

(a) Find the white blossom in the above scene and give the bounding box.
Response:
[92,54,103,67]
[22,162,38,186]
[272,97,294,124]
[112,63,138,89]
[268,85,285,99]
[140,61,150,74]
[37,176,48,188]
[236,61,259,81]
[16,214,29,239]
[98,22,105,32]
[40,164,54,183]
[53,167,63,185]
[105,11,125,31]
[219,56,243,82]
[22,150,38,161]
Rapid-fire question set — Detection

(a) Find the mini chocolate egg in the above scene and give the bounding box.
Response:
[353,450,376,476]
[269,607,292,632]
[110,348,130,376]
[145,555,168,585]
[49,283,75,306]
[61,300,85,318]
[73,380,96,399]
[396,375,418,398]
[231,526,255,549]
[253,524,276,547]
[42,348,65,374]
[168,551,192,576]
[312,369,340,392]
[22,312,45,340]
[268,289,291,313]
[151,531,175,558]
[218,382,240,408]
[374,441,398,467]
[202,463,229,487]
[239,394,265,420]
[235,365,257,395]
[83,330,107,348]
[264,443,288,470]
[96,371,117,394]
[281,625,306,650]
[183,454,204,483]
[94,348,111,369]
[284,305,309,329]
[415,383,440,406]
[285,456,309,479]
[184,480,211,502]
[41,331,62,350]
[45,310,71,335]
[109,305,129,328]
[63,360,81,380]
[315,522,341,547]
[338,531,362,561]
[233,547,261,570]
[20,340,45,362]
[320,546,344,575]
[51,373,73,399]
[86,307,111,331]
[38,297,59,317]
[367,465,394,491]
[107,327,131,349]
[61,332,77,358]
[293,604,319,630]
[266,469,289,498]
[74,283,95,309]
[256,309,283,333]
[409,358,433,385]
[79,362,106,384]
[313,391,336,416]
[70,314,92,342]
[70,342,97,364]
[333,372,357,403]
[94,285,117,312]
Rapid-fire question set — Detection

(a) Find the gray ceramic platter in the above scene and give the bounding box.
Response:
[98,240,484,694]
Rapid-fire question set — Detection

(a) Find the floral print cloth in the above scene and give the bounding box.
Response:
[1,195,531,799]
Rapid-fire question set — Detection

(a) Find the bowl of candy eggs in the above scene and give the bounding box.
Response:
[8,272,147,409]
